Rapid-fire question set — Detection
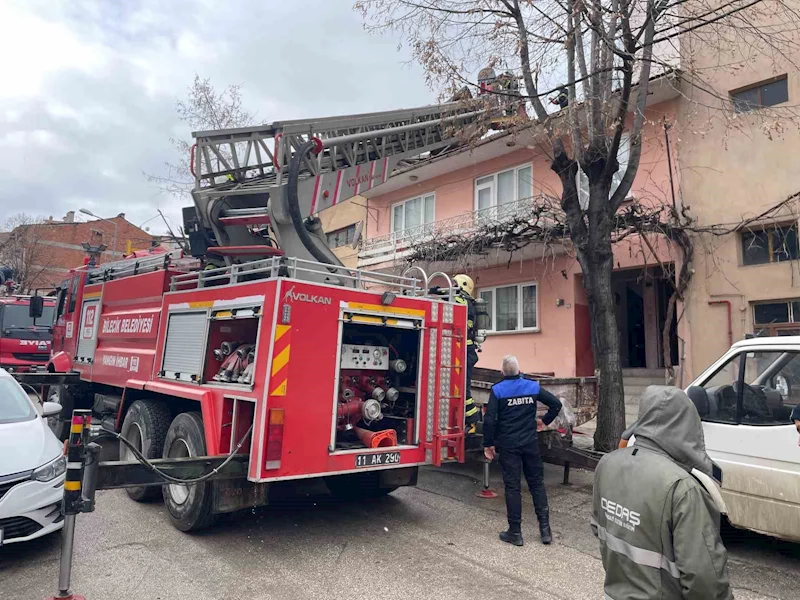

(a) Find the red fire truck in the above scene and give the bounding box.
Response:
[0,295,56,372]
[45,99,507,532]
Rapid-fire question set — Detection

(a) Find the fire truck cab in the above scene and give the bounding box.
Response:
[48,254,467,531]
[0,295,56,373]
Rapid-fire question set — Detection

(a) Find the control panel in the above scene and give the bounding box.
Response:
[340,344,389,370]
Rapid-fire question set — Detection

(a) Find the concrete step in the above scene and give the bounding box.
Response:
[623,375,667,386]
[622,368,666,378]
[623,382,659,392]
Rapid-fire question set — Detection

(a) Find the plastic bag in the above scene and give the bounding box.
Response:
[553,397,577,430]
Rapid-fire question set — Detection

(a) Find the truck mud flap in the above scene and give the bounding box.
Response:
[212,479,269,514]
[379,466,418,488]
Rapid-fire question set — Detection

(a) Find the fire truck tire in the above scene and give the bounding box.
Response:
[161,412,217,532]
[324,472,398,500]
[120,399,172,502]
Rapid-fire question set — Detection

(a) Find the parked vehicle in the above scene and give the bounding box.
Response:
[0,295,56,373]
[0,369,65,545]
[683,336,800,542]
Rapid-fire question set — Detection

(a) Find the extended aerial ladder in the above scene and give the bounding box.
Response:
[184,98,516,278]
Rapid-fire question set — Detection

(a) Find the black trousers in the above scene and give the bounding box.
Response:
[498,442,549,531]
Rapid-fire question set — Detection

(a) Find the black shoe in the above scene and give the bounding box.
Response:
[539,521,552,545]
[499,530,524,546]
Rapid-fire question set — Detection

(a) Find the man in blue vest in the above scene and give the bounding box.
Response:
[484,355,562,546]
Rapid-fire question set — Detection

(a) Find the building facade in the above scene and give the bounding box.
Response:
[0,212,153,292]
[318,196,369,268]
[358,61,800,384]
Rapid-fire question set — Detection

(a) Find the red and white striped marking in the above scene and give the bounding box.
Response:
[333,170,344,205]
[310,173,324,215]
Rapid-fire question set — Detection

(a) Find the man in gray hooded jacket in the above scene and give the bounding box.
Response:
[592,386,734,600]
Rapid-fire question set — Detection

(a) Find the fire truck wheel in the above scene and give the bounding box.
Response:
[324,472,398,500]
[120,399,172,502]
[162,412,217,532]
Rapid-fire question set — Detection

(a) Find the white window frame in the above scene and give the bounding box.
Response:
[577,132,630,209]
[390,193,435,237]
[473,163,534,212]
[478,282,539,333]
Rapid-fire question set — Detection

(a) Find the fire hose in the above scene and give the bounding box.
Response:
[111,422,254,485]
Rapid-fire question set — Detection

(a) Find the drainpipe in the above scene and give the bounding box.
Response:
[708,300,733,346]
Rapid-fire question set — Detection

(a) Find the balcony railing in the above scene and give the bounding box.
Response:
[359,195,552,267]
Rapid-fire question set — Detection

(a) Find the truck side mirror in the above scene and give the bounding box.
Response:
[29,295,44,319]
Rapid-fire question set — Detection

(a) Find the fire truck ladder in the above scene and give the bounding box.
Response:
[189,98,512,272]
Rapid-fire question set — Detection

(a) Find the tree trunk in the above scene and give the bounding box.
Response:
[580,242,627,452]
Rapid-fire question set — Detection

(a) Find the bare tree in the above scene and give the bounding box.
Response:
[0,214,57,293]
[146,75,256,198]
[356,0,800,450]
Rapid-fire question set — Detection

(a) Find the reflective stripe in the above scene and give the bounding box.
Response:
[590,517,680,579]
[465,407,480,417]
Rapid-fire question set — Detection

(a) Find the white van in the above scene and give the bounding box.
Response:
[684,336,800,542]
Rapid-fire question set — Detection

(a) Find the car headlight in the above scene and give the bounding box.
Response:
[32,455,67,482]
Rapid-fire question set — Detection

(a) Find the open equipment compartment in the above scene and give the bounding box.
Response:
[202,304,262,387]
[331,314,423,452]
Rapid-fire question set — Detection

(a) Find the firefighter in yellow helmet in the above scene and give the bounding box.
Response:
[430,274,482,432]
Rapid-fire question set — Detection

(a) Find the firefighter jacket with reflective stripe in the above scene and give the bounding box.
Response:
[483,375,561,450]
[429,287,476,343]
[591,387,733,600]
[453,292,477,344]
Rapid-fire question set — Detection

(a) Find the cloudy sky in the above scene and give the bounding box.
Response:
[0,0,433,234]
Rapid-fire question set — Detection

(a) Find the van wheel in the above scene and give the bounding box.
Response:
[162,412,217,532]
[324,472,397,500]
[120,400,171,502]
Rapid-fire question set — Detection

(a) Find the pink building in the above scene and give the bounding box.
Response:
[358,79,681,379]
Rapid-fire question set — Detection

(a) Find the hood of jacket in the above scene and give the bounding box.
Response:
[629,385,714,477]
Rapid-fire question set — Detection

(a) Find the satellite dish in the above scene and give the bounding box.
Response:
[351,221,365,249]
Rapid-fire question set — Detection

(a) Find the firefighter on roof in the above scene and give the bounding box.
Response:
[430,274,482,432]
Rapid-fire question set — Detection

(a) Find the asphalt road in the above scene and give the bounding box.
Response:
[2,461,799,600]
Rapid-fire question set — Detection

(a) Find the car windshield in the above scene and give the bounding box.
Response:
[1,304,55,329]
[0,377,36,424]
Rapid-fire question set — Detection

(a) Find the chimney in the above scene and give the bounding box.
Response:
[64,211,75,223]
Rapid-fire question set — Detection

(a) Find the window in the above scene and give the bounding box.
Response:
[326,224,356,249]
[695,353,741,423]
[694,350,800,425]
[731,76,788,113]
[474,164,533,213]
[0,304,55,329]
[752,299,800,336]
[741,223,799,265]
[391,193,435,235]
[578,133,630,209]
[0,378,37,425]
[478,282,538,332]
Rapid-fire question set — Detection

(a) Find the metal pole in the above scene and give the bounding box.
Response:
[57,514,77,596]
[47,409,90,600]
[476,458,498,499]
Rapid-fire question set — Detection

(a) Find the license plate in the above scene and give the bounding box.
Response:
[355,451,401,468]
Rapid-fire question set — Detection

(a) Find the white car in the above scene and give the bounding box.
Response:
[0,369,66,546]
